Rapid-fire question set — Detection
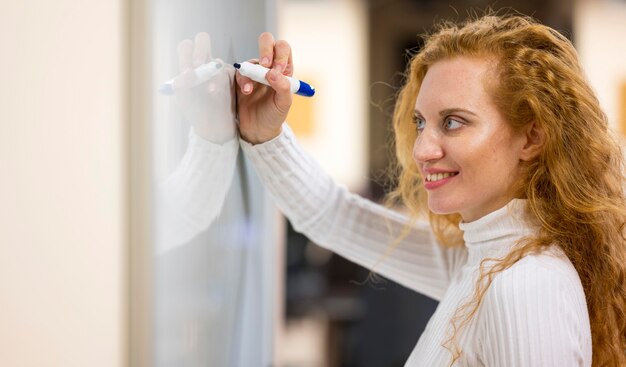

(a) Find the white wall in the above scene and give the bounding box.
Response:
[280,0,369,192]
[575,0,626,133]
[0,1,127,366]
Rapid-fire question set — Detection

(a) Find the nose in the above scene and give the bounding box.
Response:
[412,129,444,164]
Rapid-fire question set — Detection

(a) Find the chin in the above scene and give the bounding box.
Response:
[427,199,459,216]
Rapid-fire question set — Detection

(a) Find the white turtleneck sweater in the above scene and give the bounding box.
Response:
[237,124,592,366]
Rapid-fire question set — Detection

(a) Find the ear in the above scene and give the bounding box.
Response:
[519,121,545,161]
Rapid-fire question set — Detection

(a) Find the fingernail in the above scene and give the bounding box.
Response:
[244,83,252,93]
[261,57,270,66]
[273,64,284,74]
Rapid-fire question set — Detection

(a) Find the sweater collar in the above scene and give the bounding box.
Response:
[459,199,535,262]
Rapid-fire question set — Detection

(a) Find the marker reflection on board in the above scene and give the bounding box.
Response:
[159,60,224,95]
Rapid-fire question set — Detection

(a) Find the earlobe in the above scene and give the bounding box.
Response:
[520,121,545,161]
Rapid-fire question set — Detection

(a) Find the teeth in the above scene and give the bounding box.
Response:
[426,172,457,182]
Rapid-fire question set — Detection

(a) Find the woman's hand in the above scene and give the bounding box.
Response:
[236,32,294,145]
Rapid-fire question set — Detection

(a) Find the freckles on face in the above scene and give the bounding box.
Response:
[412,56,525,221]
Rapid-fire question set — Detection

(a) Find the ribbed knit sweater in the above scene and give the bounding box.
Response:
[156,129,239,253]
[237,124,592,366]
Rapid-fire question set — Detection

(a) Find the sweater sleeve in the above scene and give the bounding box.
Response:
[240,124,465,301]
[156,128,239,254]
[479,254,592,366]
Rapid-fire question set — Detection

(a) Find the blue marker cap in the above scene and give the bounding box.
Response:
[296,81,315,97]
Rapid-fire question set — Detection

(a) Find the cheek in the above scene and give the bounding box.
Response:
[458,133,517,179]
[461,128,494,156]
[411,136,422,163]
[454,135,493,171]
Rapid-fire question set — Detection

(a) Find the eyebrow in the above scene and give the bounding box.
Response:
[413,108,478,117]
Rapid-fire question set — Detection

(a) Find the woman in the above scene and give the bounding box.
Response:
[235,14,626,365]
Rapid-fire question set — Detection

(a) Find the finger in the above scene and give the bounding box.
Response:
[178,39,193,73]
[266,69,292,114]
[234,58,261,94]
[193,32,211,67]
[235,72,255,95]
[272,39,291,75]
[258,32,275,68]
[283,47,294,77]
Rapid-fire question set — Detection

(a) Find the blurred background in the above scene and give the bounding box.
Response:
[1,0,625,366]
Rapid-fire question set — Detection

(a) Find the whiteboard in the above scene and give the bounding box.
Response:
[144,0,279,366]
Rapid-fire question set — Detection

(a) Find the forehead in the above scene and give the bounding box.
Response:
[414,56,496,111]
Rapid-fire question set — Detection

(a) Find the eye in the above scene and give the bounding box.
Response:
[412,114,426,131]
[444,118,463,130]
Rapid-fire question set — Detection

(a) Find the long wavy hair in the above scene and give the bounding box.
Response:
[390,13,626,366]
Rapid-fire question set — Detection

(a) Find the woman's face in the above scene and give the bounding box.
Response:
[412,56,527,222]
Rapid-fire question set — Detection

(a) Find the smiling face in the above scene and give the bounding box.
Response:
[412,56,528,222]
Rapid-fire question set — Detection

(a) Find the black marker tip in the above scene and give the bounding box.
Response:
[233,63,241,69]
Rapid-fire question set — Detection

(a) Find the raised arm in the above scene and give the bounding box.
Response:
[241,124,466,301]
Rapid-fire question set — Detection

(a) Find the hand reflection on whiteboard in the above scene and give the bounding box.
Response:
[156,32,239,254]
[172,32,237,144]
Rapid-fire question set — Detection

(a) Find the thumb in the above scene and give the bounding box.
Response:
[266,69,293,114]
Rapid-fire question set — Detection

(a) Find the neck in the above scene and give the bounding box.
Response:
[459,199,535,265]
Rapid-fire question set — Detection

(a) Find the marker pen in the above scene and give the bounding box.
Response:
[234,61,315,97]
[159,60,224,95]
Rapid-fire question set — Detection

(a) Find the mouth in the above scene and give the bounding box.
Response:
[424,172,459,183]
